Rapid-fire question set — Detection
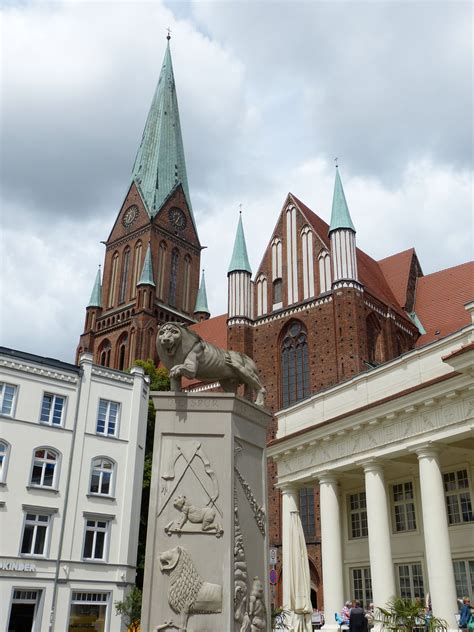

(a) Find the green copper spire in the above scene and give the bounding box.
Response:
[228,213,252,274]
[132,40,193,220]
[87,267,102,308]
[194,269,210,314]
[329,168,355,233]
[138,243,155,287]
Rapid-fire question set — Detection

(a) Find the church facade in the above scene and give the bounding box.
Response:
[76,38,474,619]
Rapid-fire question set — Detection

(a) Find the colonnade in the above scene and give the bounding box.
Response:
[280,446,458,631]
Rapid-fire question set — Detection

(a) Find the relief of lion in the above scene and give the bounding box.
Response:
[156,323,266,406]
[159,545,222,631]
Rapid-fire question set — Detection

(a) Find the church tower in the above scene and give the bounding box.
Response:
[76,37,202,369]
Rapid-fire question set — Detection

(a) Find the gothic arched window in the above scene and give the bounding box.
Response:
[366,313,384,366]
[119,247,130,304]
[281,321,310,408]
[318,249,331,294]
[98,339,111,367]
[117,333,128,371]
[131,241,142,300]
[168,248,179,307]
[108,252,119,308]
[183,255,191,313]
[157,241,167,300]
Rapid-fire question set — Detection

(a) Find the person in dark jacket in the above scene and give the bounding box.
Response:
[349,600,368,632]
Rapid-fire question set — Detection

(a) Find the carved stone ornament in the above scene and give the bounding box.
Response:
[234,497,249,627]
[235,466,266,536]
[165,495,223,538]
[156,322,266,405]
[159,545,222,632]
[248,576,267,631]
[158,441,223,537]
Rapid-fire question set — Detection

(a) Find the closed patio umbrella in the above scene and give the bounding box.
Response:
[287,510,313,632]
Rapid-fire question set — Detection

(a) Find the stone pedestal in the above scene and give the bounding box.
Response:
[142,392,272,632]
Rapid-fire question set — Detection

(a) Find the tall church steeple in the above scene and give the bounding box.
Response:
[131,39,194,223]
[77,37,202,369]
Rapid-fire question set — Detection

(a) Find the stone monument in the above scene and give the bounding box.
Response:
[141,325,271,632]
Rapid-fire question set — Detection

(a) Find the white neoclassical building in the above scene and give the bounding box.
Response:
[0,348,149,631]
[268,302,474,631]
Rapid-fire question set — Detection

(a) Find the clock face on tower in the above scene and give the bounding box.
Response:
[168,207,187,231]
[122,205,138,228]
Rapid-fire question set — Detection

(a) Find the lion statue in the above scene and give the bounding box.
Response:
[156,323,266,406]
[159,545,222,631]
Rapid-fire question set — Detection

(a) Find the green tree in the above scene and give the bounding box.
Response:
[375,597,448,632]
[132,360,170,585]
[114,585,142,631]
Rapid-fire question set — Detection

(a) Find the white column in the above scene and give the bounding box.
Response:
[281,485,299,609]
[416,446,458,631]
[319,473,344,631]
[363,461,396,611]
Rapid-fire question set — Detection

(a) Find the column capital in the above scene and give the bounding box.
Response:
[411,442,441,460]
[318,470,339,485]
[360,458,385,474]
[279,482,299,494]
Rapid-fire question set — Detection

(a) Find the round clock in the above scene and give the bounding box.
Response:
[122,205,138,228]
[168,207,187,231]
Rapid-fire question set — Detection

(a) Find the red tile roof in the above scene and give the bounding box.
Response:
[414,262,474,346]
[378,248,416,308]
[291,194,407,316]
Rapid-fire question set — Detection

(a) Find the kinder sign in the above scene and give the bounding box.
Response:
[0,561,37,572]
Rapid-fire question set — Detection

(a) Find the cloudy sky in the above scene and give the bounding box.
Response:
[1,0,472,362]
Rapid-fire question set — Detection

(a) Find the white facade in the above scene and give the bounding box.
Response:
[268,303,474,631]
[0,348,149,631]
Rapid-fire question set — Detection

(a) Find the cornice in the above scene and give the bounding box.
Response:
[0,359,79,384]
[151,225,201,255]
[243,295,333,328]
[91,366,134,384]
[106,226,150,250]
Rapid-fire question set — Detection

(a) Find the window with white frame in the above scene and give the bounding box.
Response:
[396,563,424,599]
[256,275,268,317]
[83,518,110,560]
[318,250,331,294]
[301,226,315,300]
[0,382,17,416]
[89,458,115,496]
[453,560,474,599]
[40,393,66,426]
[20,512,51,556]
[30,448,59,488]
[391,481,417,532]
[96,400,120,437]
[349,491,368,538]
[351,567,373,606]
[68,592,109,632]
[0,440,10,483]
[443,469,474,525]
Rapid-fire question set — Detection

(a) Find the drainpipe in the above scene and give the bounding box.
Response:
[48,362,84,631]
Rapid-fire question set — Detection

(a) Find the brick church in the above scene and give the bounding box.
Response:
[77,39,473,609]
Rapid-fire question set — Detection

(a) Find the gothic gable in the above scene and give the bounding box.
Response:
[152,183,201,251]
[106,182,151,245]
[254,193,330,317]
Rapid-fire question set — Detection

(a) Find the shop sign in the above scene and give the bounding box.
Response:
[0,561,37,572]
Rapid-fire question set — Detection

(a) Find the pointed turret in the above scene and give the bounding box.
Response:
[329,168,356,233]
[329,168,359,286]
[228,213,252,274]
[87,267,102,308]
[132,38,194,222]
[194,270,210,322]
[228,212,252,320]
[138,243,155,287]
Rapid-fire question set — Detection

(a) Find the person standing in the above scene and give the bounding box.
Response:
[459,597,472,629]
[349,600,368,632]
